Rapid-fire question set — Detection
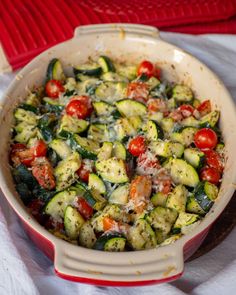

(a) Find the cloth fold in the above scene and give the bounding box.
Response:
[0,32,236,294]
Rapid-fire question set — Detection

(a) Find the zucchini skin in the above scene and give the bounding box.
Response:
[93,232,125,251]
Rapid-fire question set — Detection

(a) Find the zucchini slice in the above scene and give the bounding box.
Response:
[116,64,137,80]
[97,141,113,160]
[172,212,200,234]
[184,148,205,169]
[88,173,106,195]
[73,63,102,76]
[71,134,100,160]
[57,114,89,138]
[116,99,147,117]
[49,139,72,159]
[88,124,109,142]
[170,159,199,187]
[166,184,188,213]
[101,72,128,82]
[172,84,193,103]
[199,110,220,127]
[93,101,116,116]
[109,183,129,205]
[186,195,206,215]
[64,205,85,240]
[14,108,38,125]
[98,56,116,73]
[170,126,198,146]
[95,157,128,183]
[54,152,81,191]
[112,141,126,160]
[194,181,218,212]
[94,232,126,252]
[146,76,160,90]
[47,58,65,81]
[79,221,97,248]
[181,116,200,128]
[128,219,157,250]
[143,120,164,141]
[95,82,127,102]
[160,117,174,134]
[146,206,178,235]
[149,140,184,158]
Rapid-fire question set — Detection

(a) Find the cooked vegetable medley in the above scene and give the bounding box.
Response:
[10,57,225,251]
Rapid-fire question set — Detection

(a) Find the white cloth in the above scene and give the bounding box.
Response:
[0,32,236,295]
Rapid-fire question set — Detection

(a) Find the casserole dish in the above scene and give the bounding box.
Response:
[0,23,236,286]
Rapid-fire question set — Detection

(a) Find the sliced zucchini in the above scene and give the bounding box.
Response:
[149,140,184,158]
[112,141,126,160]
[97,141,113,161]
[19,103,37,114]
[49,139,72,159]
[200,110,220,127]
[44,190,77,219]
[95,82,127,102]
[151,192,167,207]
[146,76,160,90]
[14,108,38,125]
[46,58,65,81]
[94,232,126,252]
[83,190,107,211]
[148,112,164,123]
[186,195,206,215]
[143,120,164,141]
[73,63,102,76]
[127,219,157,250]
[79,221,97,249]
[172,212,200,234]
[98,56,115,73]
[170,126,198,146]
[184,148,205,169]
[166,184,188,212]
[42,97,64,113]
[194,181,218,212]
[54,152,81,191]
[25,92,41,108]
[181,116,200,128]
[193,98,201,108]
[93,101,116,116]
[116,64,137,80]
[64,205,85,240]
[88,124,109,142]
[57,114,89,138]
[170,159,199,187]
[172,84,193,103]
[109,183,129,205]
[14,123,39,144]
[160,117,174,134]
[116,99,147,117]
[146,206,178,235]
[71,134,100,160]
[88,173,106,195]
[102,72,128,82]
[95,157,128,184]
[161,234,182,246]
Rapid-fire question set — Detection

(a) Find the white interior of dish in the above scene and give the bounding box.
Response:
[0,24,236,282]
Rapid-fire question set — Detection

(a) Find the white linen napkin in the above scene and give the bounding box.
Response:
[0,32,236,295]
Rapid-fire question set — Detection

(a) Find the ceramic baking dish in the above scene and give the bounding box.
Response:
[0,24,236,286]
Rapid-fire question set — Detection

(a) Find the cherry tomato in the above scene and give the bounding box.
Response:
[197,100,211,116]
[10,145,34,167]
[137,152,160,175]
[77,197,93,220]
[11,143,26,152]
[153,169,172,195]
[128,136,146,157]
[127,82,149,102]
[45,79,65,99]
[194,128,218,150]
[103,216,119,232]
[147,98,168,113]
[204,150,224,172]
[76,160,94,182]
[33,140,47,157]
[169,109,183,122]
[137,60,155,78]
[66,96,92,119]
[154,67,161,80]
[178,104,195,118]
[200,167,221,184]
[32,157,56,190]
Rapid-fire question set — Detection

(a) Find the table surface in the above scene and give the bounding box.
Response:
[0,32,236,295]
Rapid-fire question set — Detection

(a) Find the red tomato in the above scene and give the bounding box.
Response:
[147,98,168,113]
[200,167,221,184]
[169,109,183,122]
[77,197,93,219]
[66,96,92,119]
[153,169,172,195]
[204,150,224,172]
[154,67,161,80]
[10,144,34,167]
[178,104,195,118]
[103,216,119,232]
[136,151,160,175]
[11,143,26,152]
[194,128,218,150]
[127,82,149,102]
[197,100,211,116]
[76,160,94,182]
[32,157,56,190]
[137,60,155,78]
[128,136,146,157]
[45,79,65,99]
[33,140,47,157]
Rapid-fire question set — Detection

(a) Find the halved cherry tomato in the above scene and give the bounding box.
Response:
[136,151,160,175]
[200,167,221,184]
[194,128,218,150]
[76,159,94,182]
[33,140,47,157]
[103,216,119,232]
[137,60,155,78]
[32,157,56,190]
[45,79,65,99]
[147,98,168,113]
[204,150,224,173]
[66,96,92,119]
[127,82,149,102]
[169,109,183,122]
[153,169,172,195]
[11,143,26,152]
[178,104,195,118]
[129,175,152,213]
[10,144,34,167]
[197,100,211,116]
[77,197,93,220]
[128,136,146,157]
